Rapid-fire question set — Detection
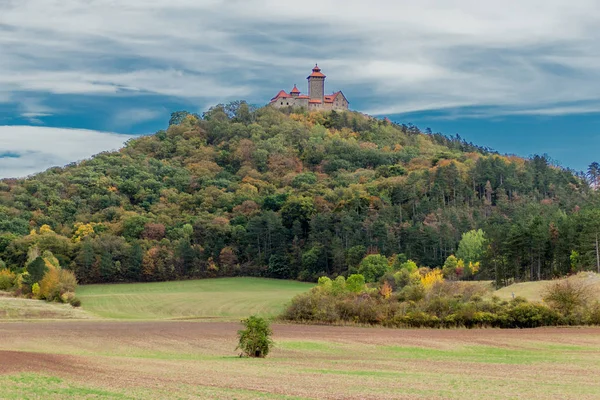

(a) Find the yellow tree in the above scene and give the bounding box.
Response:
[420,269,444,290]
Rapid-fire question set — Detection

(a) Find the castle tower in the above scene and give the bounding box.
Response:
[307,64,326,103]
[290,84,300,97]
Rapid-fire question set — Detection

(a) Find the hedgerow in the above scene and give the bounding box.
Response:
[281,272,600,328]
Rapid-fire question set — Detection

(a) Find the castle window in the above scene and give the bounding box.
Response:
[281,102,283,105]
[287,102,289,105]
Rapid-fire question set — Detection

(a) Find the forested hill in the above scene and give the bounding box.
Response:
[1,103,598,285]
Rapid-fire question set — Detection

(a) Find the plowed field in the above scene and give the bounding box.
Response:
[1,321,599,399]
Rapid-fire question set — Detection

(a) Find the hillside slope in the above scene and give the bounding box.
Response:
[0,103,598,284]
[495,272,600,302]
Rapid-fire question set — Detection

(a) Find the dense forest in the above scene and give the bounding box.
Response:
[1,102,600,286]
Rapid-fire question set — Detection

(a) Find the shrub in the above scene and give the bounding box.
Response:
[336,294,383,324]
[331,276,346,296]
[282,276,583,329]
[346,274,366,293]
[379,281,393,299]
[317,276,333,292]
[58,270,78,293]
[393,268,421,289]
[31,283,40,297]
[420,269,444,290]
[504,302,561,328]
[69,297,82,308]
[542,279,593,317]
[38,267,60,300]
[471,311,498,327]
[399,311,440,328]
[39,268,78,302]
[398,282,425,302]
[0,269,16,291]
[60,292,75,304]
[236,315,274,358]
[586,302,600,325]
[426,280,490,303]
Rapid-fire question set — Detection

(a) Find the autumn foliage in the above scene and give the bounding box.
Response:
[0,103,595,288]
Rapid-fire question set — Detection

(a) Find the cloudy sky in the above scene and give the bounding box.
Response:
[2,0,600,177]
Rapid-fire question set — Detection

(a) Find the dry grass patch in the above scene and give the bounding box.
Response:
[0,297,94,320]
[495,272,600,302]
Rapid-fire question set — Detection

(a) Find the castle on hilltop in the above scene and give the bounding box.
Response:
[269,65,349,111]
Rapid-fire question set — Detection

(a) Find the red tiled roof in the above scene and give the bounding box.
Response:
[324,92,344,103]
[297,95,310,99]
[308,64,326,78]
[309,99,322,104]
[270,90,292,101]
[290,84,300,94]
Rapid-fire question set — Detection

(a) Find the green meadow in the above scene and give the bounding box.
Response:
[77,277,313,320]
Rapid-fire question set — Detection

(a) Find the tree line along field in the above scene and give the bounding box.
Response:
[62,275,600,322]
[4,274,598,323]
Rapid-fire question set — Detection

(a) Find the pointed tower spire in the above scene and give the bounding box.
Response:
[290,84,300,97]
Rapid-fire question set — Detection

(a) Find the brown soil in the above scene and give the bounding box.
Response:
[1,322,599,399]
[4,320,599,342]
[0,350,83,375]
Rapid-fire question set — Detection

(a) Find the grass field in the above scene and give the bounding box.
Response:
[76,277,313,320]
[1,322,599,399]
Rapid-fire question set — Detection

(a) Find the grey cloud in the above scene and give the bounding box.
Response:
[0,126,133,178]
[1,1,600,116]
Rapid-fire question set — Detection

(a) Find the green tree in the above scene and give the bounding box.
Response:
[176,239,196,277]
[122,215,149,241]
[346,274,366,293]
[587,162,600,188]
[99,250,114,282]
[358,254,389,283]
[75,240,96,283]
[25,256,47,286]
[456,229,486,264]
[268,254,291,279]
[442,255,460,279]
[169,111,199,126]
[346,245,366,270]
[281,196,316,235]
[236,315,274,358]
[127,243,144,281]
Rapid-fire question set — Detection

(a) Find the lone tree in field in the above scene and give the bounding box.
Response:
[236,315,274,358]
